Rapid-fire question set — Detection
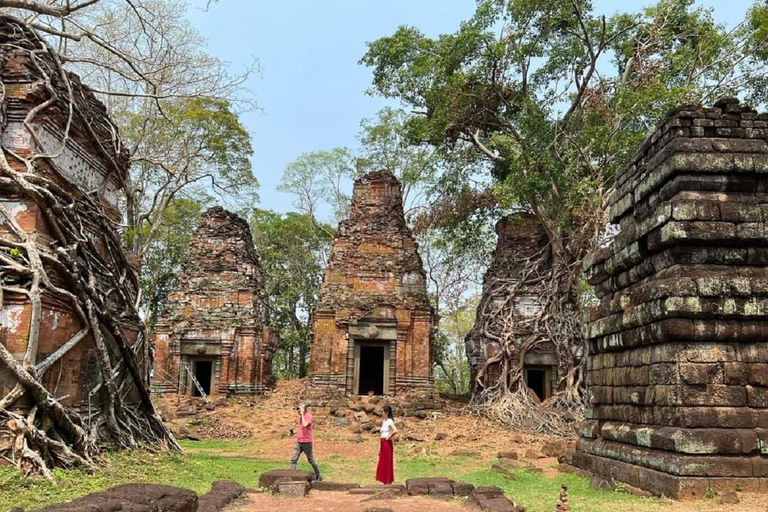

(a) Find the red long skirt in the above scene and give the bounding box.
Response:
[376,438,394,484]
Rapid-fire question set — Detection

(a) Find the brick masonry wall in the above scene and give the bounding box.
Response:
[465,213,552,391]
[309,169,435,396]
[0,33,140,414]
[574,99,768,498]
[152,206,276,396]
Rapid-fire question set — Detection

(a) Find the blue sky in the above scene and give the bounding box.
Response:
[187,0,755,214]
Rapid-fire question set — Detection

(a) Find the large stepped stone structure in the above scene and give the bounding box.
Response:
[574,98,768,498]
[152,206,276,397]
[309,169,435,397]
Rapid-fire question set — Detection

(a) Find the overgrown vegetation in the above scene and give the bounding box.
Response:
[361,0,768,409]
[0,440,663,512]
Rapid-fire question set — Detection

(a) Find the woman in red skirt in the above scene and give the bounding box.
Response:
[376,405,398,484]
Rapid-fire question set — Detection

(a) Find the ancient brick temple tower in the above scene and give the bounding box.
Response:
[309,169,435,397]
[465,213,558,399]
[152,206,276,397]
[0,20,142,413]
[574,99,768,498]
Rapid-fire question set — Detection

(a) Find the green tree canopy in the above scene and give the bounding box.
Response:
[249,209,334,378]
[362,0,768,401]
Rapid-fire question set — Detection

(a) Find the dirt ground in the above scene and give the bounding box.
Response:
[154,381,768,512]
[156,379,551,461]
[229,491,471,512]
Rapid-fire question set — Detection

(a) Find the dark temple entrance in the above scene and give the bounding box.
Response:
[192,360,213,396]
[523,365,553,402]
[355,344,386,395]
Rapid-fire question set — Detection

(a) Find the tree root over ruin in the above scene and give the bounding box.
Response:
[466,387,583,438]
[0,17,179,477]
[466,227,590,435]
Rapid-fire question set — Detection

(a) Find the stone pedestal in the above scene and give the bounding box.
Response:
[575,99,768,499]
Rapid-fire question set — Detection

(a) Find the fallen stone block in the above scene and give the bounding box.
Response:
[524,449,545,460]
[198,480,245,512]
[721,491,740,504]
[428,481,454,498]
[497,451,518,460]
[406,477,454,496]
[451,482,475,497]
[311,481,360,491]
[30,484,198,512]
[278,480,309,499]
[258,469,313,491]
[468,496,525,512]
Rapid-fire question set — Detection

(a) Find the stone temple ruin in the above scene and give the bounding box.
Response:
[152,206,276,397]
[309,169,435,397]
[465,213,560,400]
[574,99,768,498]
[0,21,143,413]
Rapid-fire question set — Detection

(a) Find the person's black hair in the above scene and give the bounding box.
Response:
[383,405,393,419]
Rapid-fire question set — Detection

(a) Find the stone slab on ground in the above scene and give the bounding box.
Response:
[30,484,198,512]
[406,477,454,496]
[310,481,360,491]
[278,481,310,499]
[451,482,475,497]
[198,480,245,512]
[428,482,454,499]
[258,469,313,491]
[349,485,405,495]
[467,487,525,512]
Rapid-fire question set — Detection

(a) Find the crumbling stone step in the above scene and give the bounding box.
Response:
[278,480,310,499]
[258,469,313,491]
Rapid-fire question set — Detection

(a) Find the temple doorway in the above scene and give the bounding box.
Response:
[353,341,390,395]
[524,365,553,401]
[191,359,213,396]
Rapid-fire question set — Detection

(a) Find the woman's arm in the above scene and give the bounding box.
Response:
[387,421,398,440]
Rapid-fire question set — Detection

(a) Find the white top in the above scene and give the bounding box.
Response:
[380,418,395,439]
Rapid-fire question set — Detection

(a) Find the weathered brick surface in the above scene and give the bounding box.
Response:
[152,207,276,396]
[308,170,435,396]
[0,20,143,414]
[575,99,768,498]
[465,214,560,391]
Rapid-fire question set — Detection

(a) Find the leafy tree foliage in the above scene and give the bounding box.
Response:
[362,0,768,398]
[140,198,203,328]
[278,148,359,225]
[248,209,334,378]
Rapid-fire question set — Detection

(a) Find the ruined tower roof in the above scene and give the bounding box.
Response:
[0,15,130,184]
[315,169,431,314]
[156,206,270,333]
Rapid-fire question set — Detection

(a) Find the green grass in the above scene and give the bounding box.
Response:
[0,440,662,512]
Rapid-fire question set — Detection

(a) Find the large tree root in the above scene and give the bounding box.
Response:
[0,17,179,477]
